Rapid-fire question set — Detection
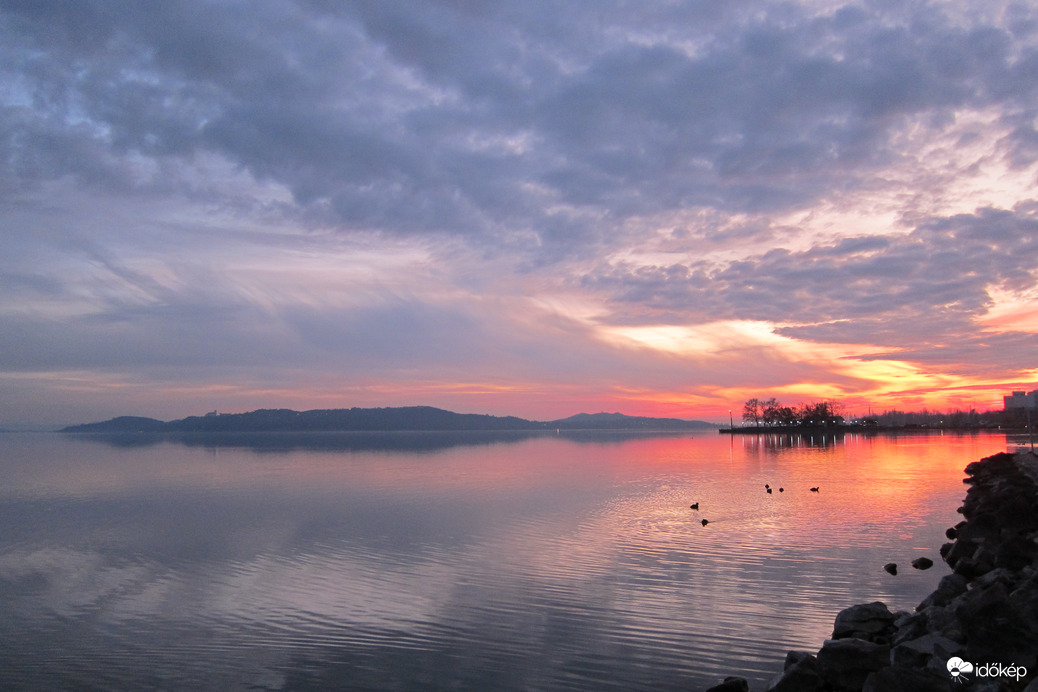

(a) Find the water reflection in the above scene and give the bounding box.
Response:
[66,429,699,453]
[0,431,1011,691]
[736,430,849,452]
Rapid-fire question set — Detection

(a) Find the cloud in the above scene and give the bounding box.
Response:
[583,206,1038,372]
[4,1,1038,256]
[2,1,1038,423]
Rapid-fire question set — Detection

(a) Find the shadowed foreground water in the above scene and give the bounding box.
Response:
[0,430,1015,690]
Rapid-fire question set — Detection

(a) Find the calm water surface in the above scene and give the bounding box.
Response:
[0,430,1017,690]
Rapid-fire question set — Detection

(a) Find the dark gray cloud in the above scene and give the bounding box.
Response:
[4,1,1038,256]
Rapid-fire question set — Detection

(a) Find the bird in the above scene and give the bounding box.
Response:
[701,519,710,526]
[767,487,773,494]
[765,484,770,489]
[810,487,819,492]
[779,487,784,492]
[690,502,699,510]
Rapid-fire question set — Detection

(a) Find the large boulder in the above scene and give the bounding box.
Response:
[956,577,1038,672]
[918,573,968,610]
[704,676,749,692]
[832,602,896,643]
[816,638,890,691]
[889,633,962,668]
[764,652,826,692]
[861,666,953,692]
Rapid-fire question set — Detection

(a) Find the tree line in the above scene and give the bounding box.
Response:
[739,399,1035,430]
[741,398,845,428]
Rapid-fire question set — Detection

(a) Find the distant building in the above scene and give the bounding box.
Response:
[1004,389,1038,410]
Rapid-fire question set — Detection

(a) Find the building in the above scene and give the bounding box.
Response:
[1004,389,1038,410]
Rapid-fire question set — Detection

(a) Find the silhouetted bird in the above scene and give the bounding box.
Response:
[765,484,770,489]
[701,519,710,526]
[767,488,773,494]
[690,502,699,510]
[810,487,819,492]
[779,487,784,492]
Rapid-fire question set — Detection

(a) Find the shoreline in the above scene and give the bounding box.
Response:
[718,425,1033,435]
[704,450,1038,692]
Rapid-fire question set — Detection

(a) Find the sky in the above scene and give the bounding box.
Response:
[2,0,1038,427]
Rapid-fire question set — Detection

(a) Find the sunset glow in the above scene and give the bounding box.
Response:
[2,1,1037,427]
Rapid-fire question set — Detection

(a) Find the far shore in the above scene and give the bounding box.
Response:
[718,424,1031,435]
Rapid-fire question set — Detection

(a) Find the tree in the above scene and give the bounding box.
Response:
[797,400,844,426]
[761,397,781,426]
[742,398,762,427]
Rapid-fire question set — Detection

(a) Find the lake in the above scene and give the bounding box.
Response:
[0,430,1021,690]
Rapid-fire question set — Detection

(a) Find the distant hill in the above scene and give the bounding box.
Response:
[62,416,168,433]
[61,407,717,433]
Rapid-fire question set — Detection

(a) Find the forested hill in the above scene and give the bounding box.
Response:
[60,407,717,433]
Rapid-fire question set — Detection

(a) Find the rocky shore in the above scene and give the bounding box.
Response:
[705,450,1038,692]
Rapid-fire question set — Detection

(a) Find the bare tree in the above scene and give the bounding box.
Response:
[742,398,762,427]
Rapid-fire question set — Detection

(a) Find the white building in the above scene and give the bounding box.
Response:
[1004,389,1038,410]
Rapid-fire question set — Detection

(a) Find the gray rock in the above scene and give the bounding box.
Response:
[890,633,962,668]
[832,601,895,642]
[783,650,815,670]
[862,666,954,692]
[972,567,1017,590]
[918,573,969,610]
[995,531,1038,570]
[892,611,928,645]
[816,638,890,691]
[971,683,1010,692]
[921,605,963,642]
[957,581,1038,670]
[912,556,935,570]
[765,656,826,692]
[704,676,749,692]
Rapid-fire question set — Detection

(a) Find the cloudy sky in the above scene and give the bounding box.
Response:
[3,0,1038,427]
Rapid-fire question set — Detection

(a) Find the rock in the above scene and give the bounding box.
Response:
[918,573,968,610]
[862,666,953,692]
[890,633,962,668]
[883,562,898,575]
[704,676,749,692]
[912,557,935,570]
[816,638,890,691]
[920,605,963,643]
[892,611,928,645]
[956,580,1038,670]
[783,650,815,670]
[765,655,826,692]
[832,602,896,643]
[971,567,1017,590]
[995,531,1038,570]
